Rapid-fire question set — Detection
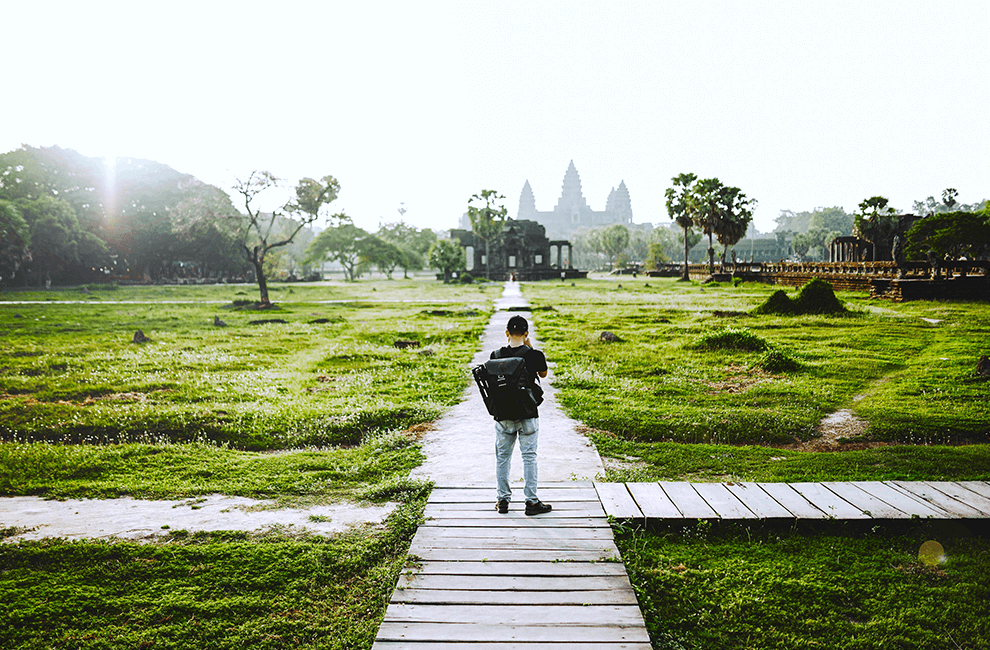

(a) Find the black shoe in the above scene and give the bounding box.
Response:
[525,500,552,516]
[496,499,509,514]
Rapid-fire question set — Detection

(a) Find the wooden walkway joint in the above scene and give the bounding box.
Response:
[374,483,651,649]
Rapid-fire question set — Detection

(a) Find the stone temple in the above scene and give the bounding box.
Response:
[517,160,633,239]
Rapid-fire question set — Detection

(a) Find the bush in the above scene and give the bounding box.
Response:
[753,348,802,373]
[754,279,846,315]
[692,328,769,352]
[459,272,474,284]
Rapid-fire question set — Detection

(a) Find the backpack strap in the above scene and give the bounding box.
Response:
[494,344,530,360]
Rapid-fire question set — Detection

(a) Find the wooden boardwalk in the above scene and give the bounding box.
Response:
[374,480,990,647]
[596,480,990,521]
[373,483,651,649]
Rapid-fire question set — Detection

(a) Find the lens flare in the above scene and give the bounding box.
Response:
[919,540,945,566]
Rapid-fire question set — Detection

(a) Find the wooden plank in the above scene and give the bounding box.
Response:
[594,483,644,519]
[789,482,870,519]
[413,527,613,541]
[925,482,990,515]
[411,561,628,576]
[626,482,681,519]
[371,641,652,650]
[420,518,609,528]
[408,548,621,562]
[692,483,757,519]
[724,482,795,519]
[397,573,634,592]
[410,536,618,551]
[425,500,602,512]
[383,604,644,626]
[758,483,827,519]
[852,482,950,518]
[659,482,718,518]
[889,481,986,518]
[391,588,639,605]
[431,482,596,490]
[375,622,651,643]
[425,505,605,519]
[823,482,913,519]
[429,488,601,502]
[957,481,990,501]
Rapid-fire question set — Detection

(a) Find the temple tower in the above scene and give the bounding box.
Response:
[518,180,537,221]
[553,160,591,220]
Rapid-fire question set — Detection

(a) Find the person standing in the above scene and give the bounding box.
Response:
[492,314,552,515]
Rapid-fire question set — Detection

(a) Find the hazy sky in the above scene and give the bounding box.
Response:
[4,1,987,234]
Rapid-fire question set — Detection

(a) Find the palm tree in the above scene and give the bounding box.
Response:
[665,173,697,281]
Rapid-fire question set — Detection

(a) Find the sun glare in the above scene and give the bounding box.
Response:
[103,155,118,219]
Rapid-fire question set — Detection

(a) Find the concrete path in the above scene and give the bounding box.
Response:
[409,280,605,489]
[0,494,397,542]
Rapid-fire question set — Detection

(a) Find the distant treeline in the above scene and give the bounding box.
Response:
[0,146,438,287]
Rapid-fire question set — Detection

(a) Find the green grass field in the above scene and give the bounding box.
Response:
[524,277,990,446]
[2,276,989,649]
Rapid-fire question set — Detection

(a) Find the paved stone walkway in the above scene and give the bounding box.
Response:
[409,280,605,488]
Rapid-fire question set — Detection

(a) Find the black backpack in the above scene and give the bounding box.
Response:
[472,345,543,421]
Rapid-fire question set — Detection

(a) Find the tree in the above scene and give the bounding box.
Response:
[665,172,698,280]
[428,238,466,283]
[467,190,507,279]
[360,235,404,279]
[233,171,340,305]
[644,227,680,270]
[690,178,755,273]
[170,180,246,280]
[792,227,842,261]
[377,220,436,278]
[714,186,756,265]
[305,218,368,282]
[904,211,990,261]
[17,195,81,286]
[600,224,630,269]
[691,178,724,274]
[854,196,900,260]
[0,200,31,281]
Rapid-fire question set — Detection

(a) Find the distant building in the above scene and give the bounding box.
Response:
[449,219,586,281]
[516,161,633,239]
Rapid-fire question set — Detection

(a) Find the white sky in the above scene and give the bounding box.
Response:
[4,0,988,235]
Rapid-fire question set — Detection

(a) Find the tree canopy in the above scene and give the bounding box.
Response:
[665,172,698,280]
[467,190,507,279]
[428,238,466,283]
[305,219,368,282]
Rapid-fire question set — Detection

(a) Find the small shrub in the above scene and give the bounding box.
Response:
[693,328,769,352]
[753,348,802,373]
[459,272,474,284]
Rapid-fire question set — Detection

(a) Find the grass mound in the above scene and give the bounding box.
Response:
[693,328,769,352]
[754,289,795,314]
[754,279,847,315]
[753,348,802,373]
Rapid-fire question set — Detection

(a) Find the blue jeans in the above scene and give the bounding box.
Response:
[495,418,539,503]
